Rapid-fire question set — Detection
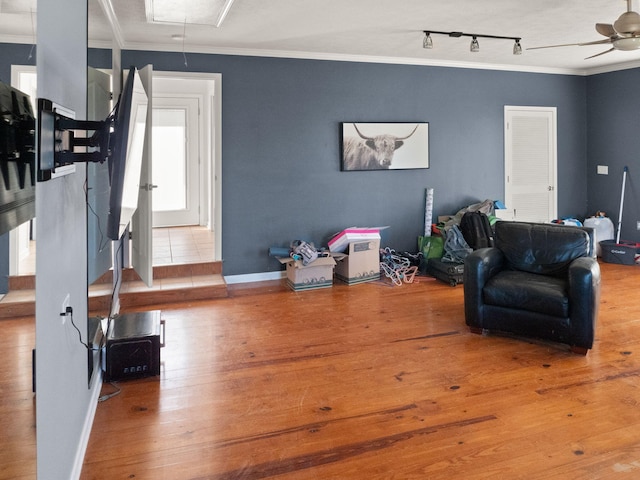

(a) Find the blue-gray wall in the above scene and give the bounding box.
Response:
[0,42,35,80]
[587,69,640,243]
[0,44,604,278]
[124,50,589,276]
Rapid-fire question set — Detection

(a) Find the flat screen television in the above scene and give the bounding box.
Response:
[106,68,148,240]
[0,81,36,236]
[36,66,149,241]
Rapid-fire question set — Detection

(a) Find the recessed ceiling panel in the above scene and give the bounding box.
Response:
[146,0,235,27]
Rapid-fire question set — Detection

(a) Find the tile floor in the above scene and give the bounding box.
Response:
[152,226,215,266]
[17,226,215,275]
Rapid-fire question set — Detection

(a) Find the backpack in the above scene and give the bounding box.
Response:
[460,211,494,249]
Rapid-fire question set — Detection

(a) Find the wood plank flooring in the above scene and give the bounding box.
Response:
[3,261,640,479]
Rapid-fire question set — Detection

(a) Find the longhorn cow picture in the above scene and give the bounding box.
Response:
[341,122,429,171]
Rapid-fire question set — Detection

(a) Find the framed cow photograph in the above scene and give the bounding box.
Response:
[341,122,429,171]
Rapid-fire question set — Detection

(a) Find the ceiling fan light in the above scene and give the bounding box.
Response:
[513,39,522,55]
[470,36,479,52]
[613,36,640,50]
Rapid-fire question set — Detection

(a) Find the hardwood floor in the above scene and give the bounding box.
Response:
[3,262,640,479]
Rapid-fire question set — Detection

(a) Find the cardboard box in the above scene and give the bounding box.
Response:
[599,240,639,265]
[334,238,381,285]
[328,227,381,253]
[277,256,336,291]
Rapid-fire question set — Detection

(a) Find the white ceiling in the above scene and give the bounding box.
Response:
[3,0,640,75]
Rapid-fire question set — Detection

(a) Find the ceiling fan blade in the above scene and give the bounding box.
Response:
[576,38,616,46]
[527,42,584,50]
[584,48,615,59]
[527,38,612,50]
[596,23,616,37]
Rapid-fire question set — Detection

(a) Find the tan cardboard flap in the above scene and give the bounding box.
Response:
[277,256,336,268]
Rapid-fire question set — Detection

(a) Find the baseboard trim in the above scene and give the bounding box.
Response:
[224,271,285,284]
[70,367,103,480]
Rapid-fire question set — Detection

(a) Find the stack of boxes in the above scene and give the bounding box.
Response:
[275,227,383,291]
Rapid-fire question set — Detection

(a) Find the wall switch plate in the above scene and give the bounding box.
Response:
[597,165,609,175]
[637,221,640,231]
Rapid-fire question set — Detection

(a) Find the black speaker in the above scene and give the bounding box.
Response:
[104,310,164,382]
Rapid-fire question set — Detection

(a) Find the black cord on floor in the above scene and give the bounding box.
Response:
[98,382,121,402]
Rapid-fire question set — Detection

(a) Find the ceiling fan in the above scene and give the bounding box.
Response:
[528,0,640,59]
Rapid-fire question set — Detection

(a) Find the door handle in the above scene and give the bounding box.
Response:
[141,183,158,191]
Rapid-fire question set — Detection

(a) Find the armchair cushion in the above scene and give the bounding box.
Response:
[483,270,569,317]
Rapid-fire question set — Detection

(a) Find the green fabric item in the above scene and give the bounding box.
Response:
[418,235,444,259]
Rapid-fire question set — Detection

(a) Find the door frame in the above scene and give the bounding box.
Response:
[503,105,557,223]
[152,71,222,261]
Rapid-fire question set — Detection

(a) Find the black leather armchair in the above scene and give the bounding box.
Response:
[464,221,600,354]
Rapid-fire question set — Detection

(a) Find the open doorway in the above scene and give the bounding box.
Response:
[150,71,222,266]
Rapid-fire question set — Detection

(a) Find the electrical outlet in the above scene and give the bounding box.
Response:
[597,165,609,175]
[61,294,70,324]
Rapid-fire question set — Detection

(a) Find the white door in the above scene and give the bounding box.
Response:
[131,65,154,287]
[504,106,557,222]
[151,96,200,227]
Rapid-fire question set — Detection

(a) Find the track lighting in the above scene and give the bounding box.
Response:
[422,30,523,55]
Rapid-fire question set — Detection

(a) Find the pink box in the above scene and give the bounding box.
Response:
[328,228,381,253]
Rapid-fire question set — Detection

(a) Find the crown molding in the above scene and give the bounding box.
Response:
[96,0,124,49]
[121,41,590,76]
[0,34,34,46]
[583,58,640,75]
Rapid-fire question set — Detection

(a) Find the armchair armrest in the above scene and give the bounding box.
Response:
[567,256,601,350]
[464,248,504,329]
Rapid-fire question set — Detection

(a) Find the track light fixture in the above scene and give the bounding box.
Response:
[470,36,479,52]
[423,32,433,49]
[422,30,523,55]
[513,39,522,55]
